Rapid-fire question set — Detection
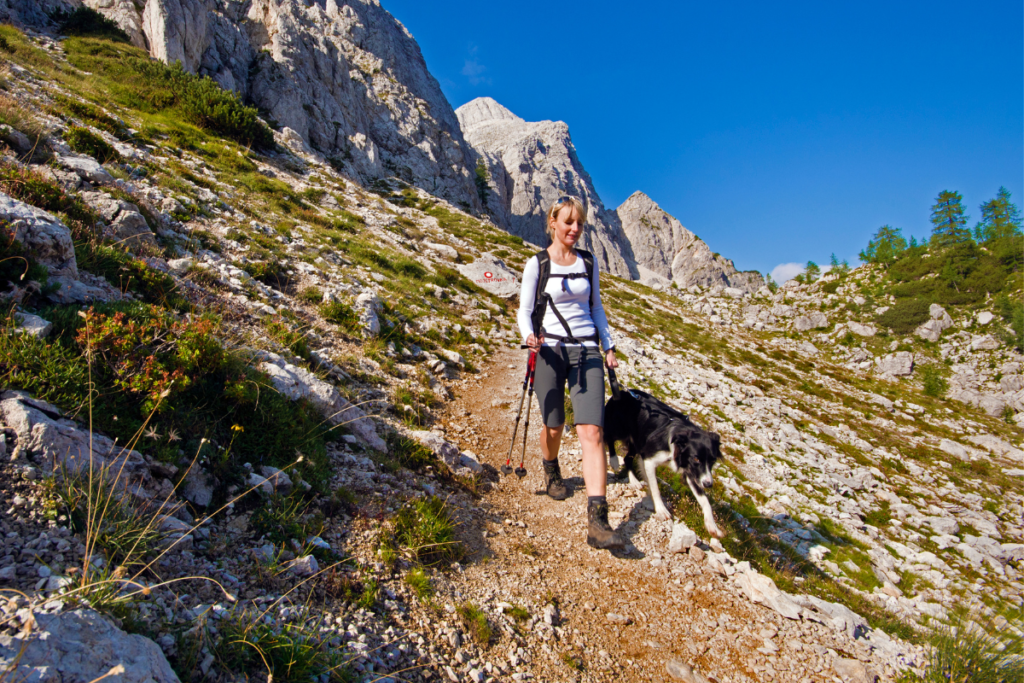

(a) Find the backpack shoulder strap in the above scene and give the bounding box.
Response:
[577,249,595,309]
[531,250,550,335]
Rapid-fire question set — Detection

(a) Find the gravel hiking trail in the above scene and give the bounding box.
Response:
[433,344,872,683]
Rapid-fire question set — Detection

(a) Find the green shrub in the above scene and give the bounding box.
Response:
[65,125,120,163]
[919,365,949,398]
[387,433,437,471]
[405,567,433,601]
[249,495,307,545]
[75,241,187,309]
[996,294,1024,352]
[904,614,1024,683]
[876,298,932,335]
[457,602,493,647]
[393,496,463,566]
[63,38,274,149]
[0,162,98,236]
[297,286,323,304]
[319,300,359,332]
[59,7,131,43]
[264,317,311,360]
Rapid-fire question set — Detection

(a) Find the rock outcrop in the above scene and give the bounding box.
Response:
[455,97,637,279]
[616,191,764,292]
[0,608,179,683]
[85,0,480,207]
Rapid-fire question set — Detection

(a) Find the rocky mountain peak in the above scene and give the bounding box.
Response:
[455,96,524,129]
[617,190,764,293]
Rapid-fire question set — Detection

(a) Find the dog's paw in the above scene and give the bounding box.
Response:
[628,477,645,491]
[654,510,672,522]
[709,526,726,540]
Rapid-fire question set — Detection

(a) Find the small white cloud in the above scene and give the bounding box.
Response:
[771,262,805,283]
[461,45,491,85]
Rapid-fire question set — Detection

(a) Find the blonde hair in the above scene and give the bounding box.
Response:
[545,195,588,240]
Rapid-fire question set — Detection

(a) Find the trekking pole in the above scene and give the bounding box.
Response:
[501,348,537,477]
[515,350,538,478]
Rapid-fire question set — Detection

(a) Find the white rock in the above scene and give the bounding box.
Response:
[970,334,1000,351]
[0,609,178,682]
[923,516,959,535]
[939,439,970,460]
[875,351,914,376]
[794,311,829,331]
[977,311,995,325]
[353,291,382,338]
[289,555,319,577]
[0,192,77,278]
[847,321,876,337]
[407,431,481,475]
[423,241,459,260]
[456,254,520,299]
[59,154,114,185]
[797,341,819,356]
[13,313,51,339]
[668,522,698,553]
[258,353,386,452]
[734,568,802,620]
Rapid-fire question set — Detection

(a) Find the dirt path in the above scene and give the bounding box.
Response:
[429,345,871,683]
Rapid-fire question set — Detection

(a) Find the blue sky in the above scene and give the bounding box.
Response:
[384,0,1023,280]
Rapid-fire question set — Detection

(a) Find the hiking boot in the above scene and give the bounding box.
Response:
[543,459,568,500]
[587,499,626,550]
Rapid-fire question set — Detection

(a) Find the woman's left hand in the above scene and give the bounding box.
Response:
[605,349,618,369]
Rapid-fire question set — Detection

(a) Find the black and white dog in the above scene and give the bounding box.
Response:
[604,388,725,538]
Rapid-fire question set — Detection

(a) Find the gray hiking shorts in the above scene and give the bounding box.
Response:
[534,345,605,428]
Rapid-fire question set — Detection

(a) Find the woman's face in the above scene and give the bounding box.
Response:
[550,206,583,248]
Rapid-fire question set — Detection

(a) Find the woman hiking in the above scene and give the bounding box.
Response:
[517,195,625,550]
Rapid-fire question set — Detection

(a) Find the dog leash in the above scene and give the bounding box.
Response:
[607,366,622,400]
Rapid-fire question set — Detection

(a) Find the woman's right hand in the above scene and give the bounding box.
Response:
[526,333,543,351]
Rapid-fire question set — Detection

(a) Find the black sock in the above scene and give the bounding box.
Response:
[588,495,606,506]
[543,458,559,471]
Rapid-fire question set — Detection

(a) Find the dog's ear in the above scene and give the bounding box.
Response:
[710,432,722,461]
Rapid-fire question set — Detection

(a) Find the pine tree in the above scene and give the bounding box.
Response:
[975,187,1022,242]
[859,225,907,267]
[930,190,972,247]
[804,261,820,283]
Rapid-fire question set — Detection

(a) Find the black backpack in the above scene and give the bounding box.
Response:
[530,248,595,336]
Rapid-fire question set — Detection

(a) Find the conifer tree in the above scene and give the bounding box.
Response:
[804,261,820,282]
[975,187,1022,242]
[859,225,907,266]
[930,190,972,247]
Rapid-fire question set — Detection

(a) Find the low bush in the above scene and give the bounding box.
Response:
[457,602,493,647]
[393,496,462,566]
[387,432,437,471]
[902,614,1024,683]
[319,300,359,332]
[65,125,120,163]
[405,567,433,601]
[75,241,187,309]
[919,365,949,398]
[876,298,931,335]
[996,294,1024,352]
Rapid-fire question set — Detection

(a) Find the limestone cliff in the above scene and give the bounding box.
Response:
[616,191,764,292]
[84,0,480,208]
[455,97,637,279]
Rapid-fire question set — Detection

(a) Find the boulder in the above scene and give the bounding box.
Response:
[353,291,382,338]
[181,467,214,507]
[0,191,77,278]
[734,568,802,620]
[0,390,151,485]
[82,191,156,250]
[977,311,995,325]
[257,352,386,452]
[59,154,114,184]
[0,608,179,683]
[668,522,698,553]
[970,334,1000,351]
[833,658,874,683]
[456,255,520,299]
[794,311,829,331]
[874,351,914,376]
[797,341,819,357]
[915,304,953,342]
[939,439,971,460]
[923,516,959,535]
[288,554,319,577]
[723,287,746,299]
[847,321,876,337]
[13,312,51,338]
[407,430,481,475]
[423,241,458,260]
[965,434,1024,462]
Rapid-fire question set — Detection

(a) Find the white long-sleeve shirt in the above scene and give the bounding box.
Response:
[517,252,614,350]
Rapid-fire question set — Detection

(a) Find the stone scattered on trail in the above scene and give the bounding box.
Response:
[257,352,387,452]
[0,191,78,278]
[408,430,481,475]
[82,191,157,250]
[977,310,995,325]
[288,554,319,577]
[605,613,632,625]
[0,608,179,683]
[734,568,802,620]
[665,659,709,683]
[668,522,698,552]
[797,340,819,357]
[833,657,875,683]
[457,254,520,298]
[13,312,51,338]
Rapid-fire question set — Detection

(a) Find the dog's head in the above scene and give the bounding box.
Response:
[672,426,722,494]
